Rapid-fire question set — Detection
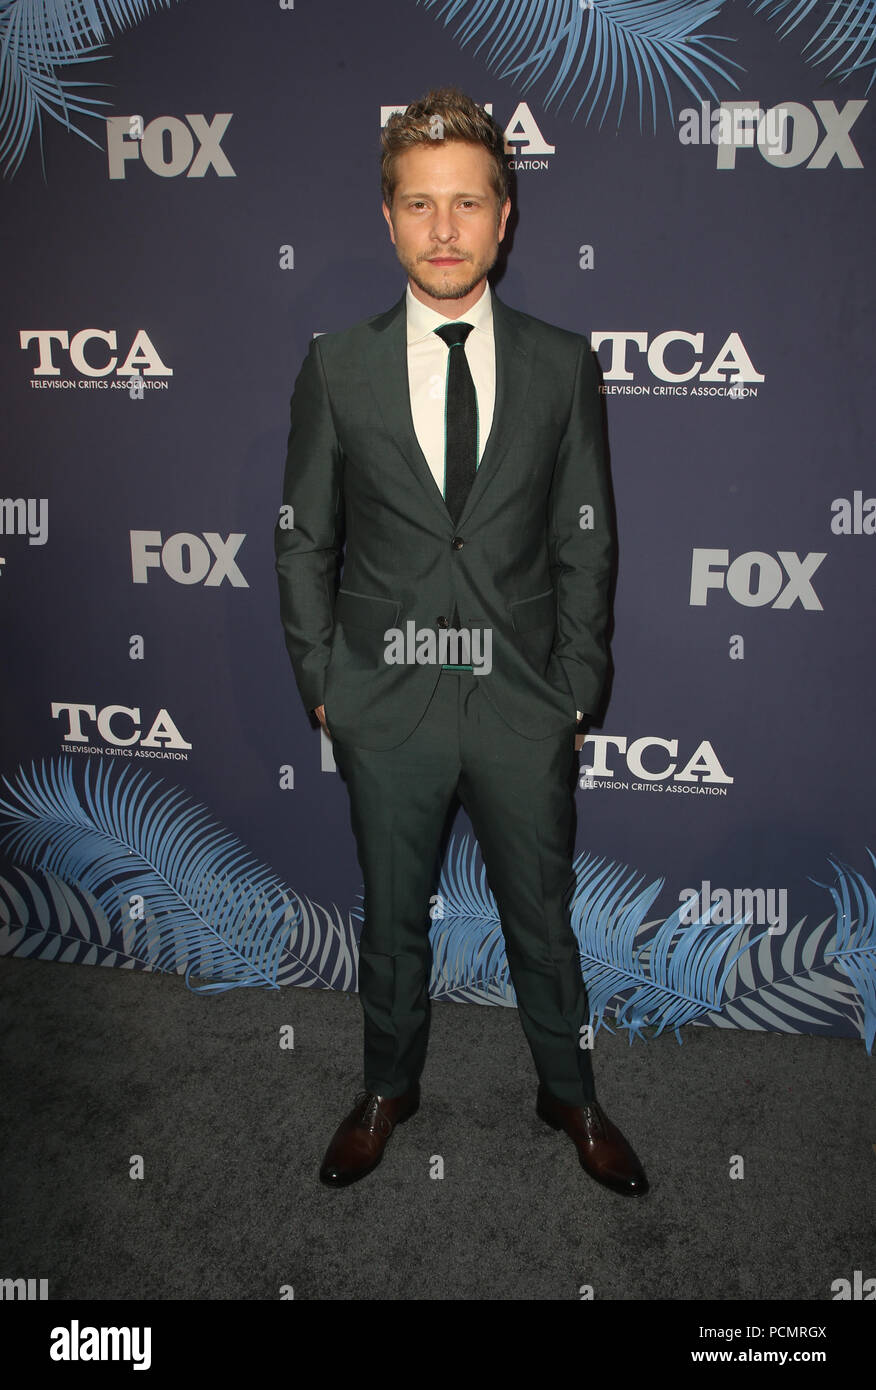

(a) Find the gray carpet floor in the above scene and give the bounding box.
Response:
[1,953,874,1302]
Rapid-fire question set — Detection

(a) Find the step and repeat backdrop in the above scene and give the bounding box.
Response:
[2,0,874,1048]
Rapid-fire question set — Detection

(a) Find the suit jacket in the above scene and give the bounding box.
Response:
[275,287,614,750]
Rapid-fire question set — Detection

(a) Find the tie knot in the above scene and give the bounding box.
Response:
[434,321,474,349]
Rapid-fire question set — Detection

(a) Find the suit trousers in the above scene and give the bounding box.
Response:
[330,668,597,1107]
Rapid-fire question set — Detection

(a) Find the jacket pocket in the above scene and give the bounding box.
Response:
[332,589,402,671]
[509,589,556,634]
[335,588,401,630]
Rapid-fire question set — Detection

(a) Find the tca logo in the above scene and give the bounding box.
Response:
[690,550,825,609]
[592,331,763,385]
[581,735,733,784]
[20,330,171,379]
[52,703,192,750]
[130,531,248,587]
[107,114,234,179]
[380,101,555,156]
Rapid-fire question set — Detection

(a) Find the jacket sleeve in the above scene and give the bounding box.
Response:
[548,338,614,717]
[274,336,344,712]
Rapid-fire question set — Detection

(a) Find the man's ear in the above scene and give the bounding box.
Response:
[497,197,511,242]
[382,201,396,246]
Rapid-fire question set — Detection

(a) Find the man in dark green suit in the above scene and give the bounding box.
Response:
[275,88,648,1196]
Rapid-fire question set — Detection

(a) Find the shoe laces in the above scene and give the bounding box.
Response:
[354,1090,391,1136]
[581,1101,607,1140]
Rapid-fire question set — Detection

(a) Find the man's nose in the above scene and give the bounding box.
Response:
[430,210,459,239]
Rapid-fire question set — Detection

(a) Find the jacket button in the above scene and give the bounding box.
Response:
[437,616,449,628]
[451,537,464,550]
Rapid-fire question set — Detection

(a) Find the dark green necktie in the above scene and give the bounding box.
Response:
[434,321,476,524]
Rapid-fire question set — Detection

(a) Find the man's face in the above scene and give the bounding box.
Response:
[382,139,511,315]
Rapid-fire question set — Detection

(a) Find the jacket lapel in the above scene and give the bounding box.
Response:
[460,293,531,526]
[365,287,533,528]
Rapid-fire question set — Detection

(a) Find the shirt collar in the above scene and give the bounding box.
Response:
[405,279,493,345]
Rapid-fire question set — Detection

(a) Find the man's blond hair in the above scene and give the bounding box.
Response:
[381,87,510,215]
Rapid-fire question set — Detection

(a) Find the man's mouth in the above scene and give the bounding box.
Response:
[427,256,465,265]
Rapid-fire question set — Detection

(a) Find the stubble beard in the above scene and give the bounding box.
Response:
[402,246,499,301]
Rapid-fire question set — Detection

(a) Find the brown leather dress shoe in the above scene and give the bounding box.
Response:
[319,1084,420,1187]
[536,1084,649,1196]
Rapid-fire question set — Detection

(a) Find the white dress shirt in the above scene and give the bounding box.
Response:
[405,280,495,494]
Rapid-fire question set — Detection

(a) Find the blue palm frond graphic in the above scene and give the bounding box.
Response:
[418,0,742,130]
[414,834,769,1034]
[349,835,515,1002]
[0,757,298,992]
[709,910,864,1039]
[275,890,360,992]
[3,761,871,1049]
[0,863,142,965]
[428,835,771,1035]
[569,851,771,1041]
[381,835,869,1045]
[430,833,513,999]
[0,0,181,178]
[810,852,876,1052]
[749,0,876,89]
